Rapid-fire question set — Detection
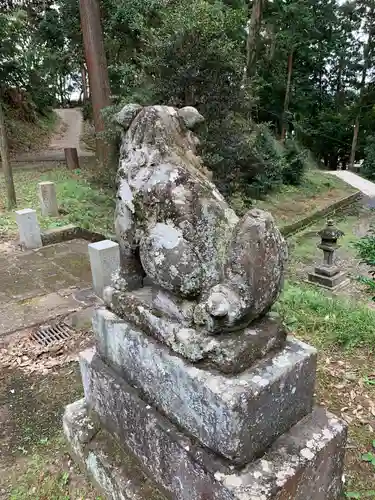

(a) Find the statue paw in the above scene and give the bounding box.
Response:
[193,285,242,334]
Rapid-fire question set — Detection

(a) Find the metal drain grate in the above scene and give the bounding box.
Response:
[30,322,73,347]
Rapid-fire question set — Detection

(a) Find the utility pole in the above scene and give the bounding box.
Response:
[79,0,111,168]
[0,101,16,209]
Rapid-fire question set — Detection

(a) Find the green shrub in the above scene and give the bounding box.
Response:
[282,139,307,186]
[361,136,375,181]
[203,116,285,198]
[354,231,375,299]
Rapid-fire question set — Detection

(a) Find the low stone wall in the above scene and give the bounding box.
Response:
[41,224,114,246]
[281,191,361,237]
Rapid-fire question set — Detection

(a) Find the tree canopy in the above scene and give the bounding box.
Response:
[3,0,375,190]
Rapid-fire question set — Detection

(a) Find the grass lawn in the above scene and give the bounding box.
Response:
[0,164,115,238]
[277,282,375,498]
[252,170,357,227]
[1,167,357,239]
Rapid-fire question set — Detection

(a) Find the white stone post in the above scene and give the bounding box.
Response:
[15,208,42,249]
[38,181,59,217]
[88,240,120,298]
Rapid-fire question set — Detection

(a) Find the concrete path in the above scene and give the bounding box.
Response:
[329,170,375,198]
[12,108,94,164]
[49,108,87,154]
[0,239,100,337]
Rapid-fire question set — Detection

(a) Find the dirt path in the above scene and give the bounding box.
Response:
[49,109,86,154]
[12,108,94,163]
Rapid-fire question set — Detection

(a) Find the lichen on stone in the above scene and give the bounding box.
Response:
[111,103,288,337]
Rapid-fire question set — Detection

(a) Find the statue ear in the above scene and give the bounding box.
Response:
[178,106,204,130]
[115,103,143,130]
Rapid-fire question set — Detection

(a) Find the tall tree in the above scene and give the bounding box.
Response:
[246,0,263,82]
[349,0,375,170]
[79,0,112,166]
[0,101,16,209]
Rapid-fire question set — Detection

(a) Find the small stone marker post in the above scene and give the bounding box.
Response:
[15,208,42,249]
[64,147,80,170]
[88,240,120,298]
[38,181,59,217]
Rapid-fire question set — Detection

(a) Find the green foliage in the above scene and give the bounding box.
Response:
[282,139,307,185]
[361,136,375,181]
[250,123,285,196]
[276,282,375,349]
[82,99,92,122]
[354,231,375,299]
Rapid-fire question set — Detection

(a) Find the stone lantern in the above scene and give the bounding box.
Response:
[308,219,349,289]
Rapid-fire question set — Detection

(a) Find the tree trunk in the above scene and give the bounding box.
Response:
[0,102,16,209]
[281,50,294,142]
[82,65,89,101]
[349,8,375,171]
[59,75,65,107]
[79,0,112,168]
[246,0,263,81]
[349,115,360,171]
[336,56,344,107]
[64,147,80,170]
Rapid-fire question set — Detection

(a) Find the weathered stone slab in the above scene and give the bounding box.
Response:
[81,342,316,469]
[15,208,42,249]
[108,289,286,373]
[88,240,120,298]
[308,270,349,290]
[76,350,347,500]
[38,181,59,217]
[93,309,315,464]
[63,399,168,500]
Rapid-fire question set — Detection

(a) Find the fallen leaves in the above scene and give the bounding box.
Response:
[317,353,375,431]
[0,326,93,375]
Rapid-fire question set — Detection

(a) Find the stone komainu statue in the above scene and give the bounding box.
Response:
[105,104,287,342]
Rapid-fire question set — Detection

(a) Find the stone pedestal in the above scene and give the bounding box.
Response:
[88,240,120,298]
[308,268,349,290]
[15,208,42,249]
[64,308,347,500]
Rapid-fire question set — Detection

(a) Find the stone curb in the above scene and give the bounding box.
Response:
[280,191,361,237]
[41,224,115,246]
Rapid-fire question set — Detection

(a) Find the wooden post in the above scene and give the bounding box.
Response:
[64,147,80,170]
[0,101,16,209]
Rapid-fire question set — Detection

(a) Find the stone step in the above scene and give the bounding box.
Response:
[68,350,347,500]
[63,399,169,500]
[92,308,317,465]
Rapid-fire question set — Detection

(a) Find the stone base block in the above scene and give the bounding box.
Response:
[66,365,347,500]
[92,309,316,464]
[314,264,340,277]
[63,399,168,500]
[108,288,286,373]
[308,270,349,290]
